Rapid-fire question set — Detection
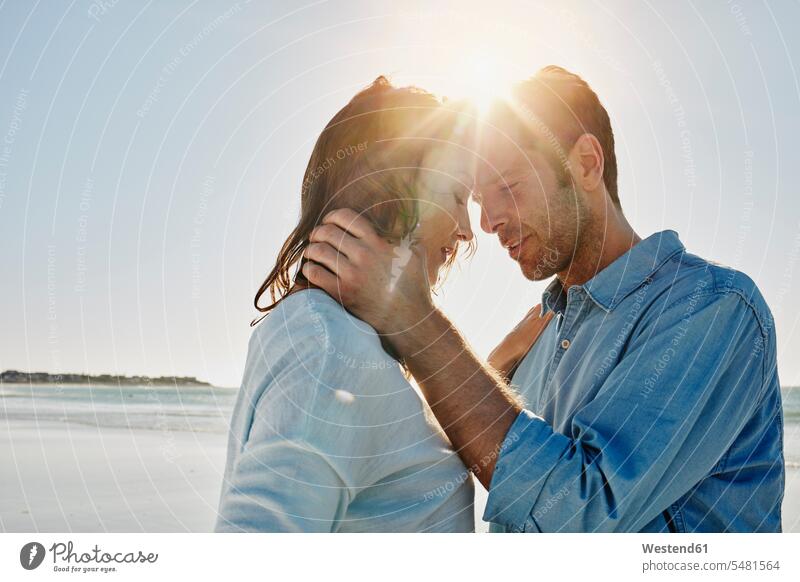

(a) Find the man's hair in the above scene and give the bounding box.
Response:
[512,65,619,206]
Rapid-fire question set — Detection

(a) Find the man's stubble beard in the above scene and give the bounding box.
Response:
[519,182,591,282]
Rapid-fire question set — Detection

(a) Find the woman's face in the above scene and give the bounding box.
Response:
[413,146,475,286]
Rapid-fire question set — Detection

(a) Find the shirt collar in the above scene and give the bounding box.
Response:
[541,230,685,315]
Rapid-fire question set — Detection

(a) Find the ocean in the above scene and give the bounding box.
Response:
[783,386,800,470]
[0,383,238,434]
[1,383,798,465]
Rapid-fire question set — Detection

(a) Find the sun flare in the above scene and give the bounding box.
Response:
[451,51,515,115]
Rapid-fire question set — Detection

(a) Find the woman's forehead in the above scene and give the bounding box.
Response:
[420,145,474,175]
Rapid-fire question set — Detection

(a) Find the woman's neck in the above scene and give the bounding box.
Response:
[286,279,318,297]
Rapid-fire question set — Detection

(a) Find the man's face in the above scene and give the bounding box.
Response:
[474,116,587,281]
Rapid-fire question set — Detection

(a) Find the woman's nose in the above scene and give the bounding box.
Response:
[457,210,474,242]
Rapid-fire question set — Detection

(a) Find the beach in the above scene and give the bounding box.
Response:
[0,384,798,532]
[0,418,226,532]
[0,383,232,532]
[784,468,800,533]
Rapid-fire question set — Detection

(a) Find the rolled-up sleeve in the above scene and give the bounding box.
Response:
[483,291,770,532]
[483,411,571,530]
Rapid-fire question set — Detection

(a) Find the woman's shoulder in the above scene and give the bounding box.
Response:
[249,289,398,377]
[244,288,409,407]
[251,289,374,345]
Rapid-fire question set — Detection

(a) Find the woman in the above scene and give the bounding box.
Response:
[215,77,476,532]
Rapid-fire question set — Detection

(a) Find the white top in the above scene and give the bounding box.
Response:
[215,289,474,532]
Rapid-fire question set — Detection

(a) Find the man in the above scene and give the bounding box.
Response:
[302,66,784,532]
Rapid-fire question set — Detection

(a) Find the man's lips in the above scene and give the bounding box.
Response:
[502,235,529,259]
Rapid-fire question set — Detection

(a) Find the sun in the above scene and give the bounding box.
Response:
[452,50,515,115]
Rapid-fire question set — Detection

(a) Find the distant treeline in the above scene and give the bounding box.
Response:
[0,370,210,386]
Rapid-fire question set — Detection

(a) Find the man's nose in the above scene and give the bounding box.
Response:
[479,204,507,234]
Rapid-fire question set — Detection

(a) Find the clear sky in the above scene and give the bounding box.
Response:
[1,0,798,388]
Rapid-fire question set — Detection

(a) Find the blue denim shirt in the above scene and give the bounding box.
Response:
[485,230,784,532]
[216,289,474,532]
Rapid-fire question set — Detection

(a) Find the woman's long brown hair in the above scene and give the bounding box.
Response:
[253,77,471,326]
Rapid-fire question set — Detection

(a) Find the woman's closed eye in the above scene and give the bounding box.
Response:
[426,188,467,209]
[451,184,473,206]
[500,181,520,195]
[453,192,468,207]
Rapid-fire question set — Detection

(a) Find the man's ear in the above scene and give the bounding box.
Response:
[570,133,605,192]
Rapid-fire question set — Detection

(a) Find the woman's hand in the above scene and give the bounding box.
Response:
[488,304,554,380]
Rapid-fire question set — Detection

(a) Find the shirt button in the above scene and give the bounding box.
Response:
[561,339,571,349]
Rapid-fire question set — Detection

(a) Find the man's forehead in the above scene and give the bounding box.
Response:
[474,112,538,186]
[475,141,534,187]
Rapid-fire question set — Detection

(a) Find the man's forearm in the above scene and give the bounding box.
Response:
[394,308,523,489]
